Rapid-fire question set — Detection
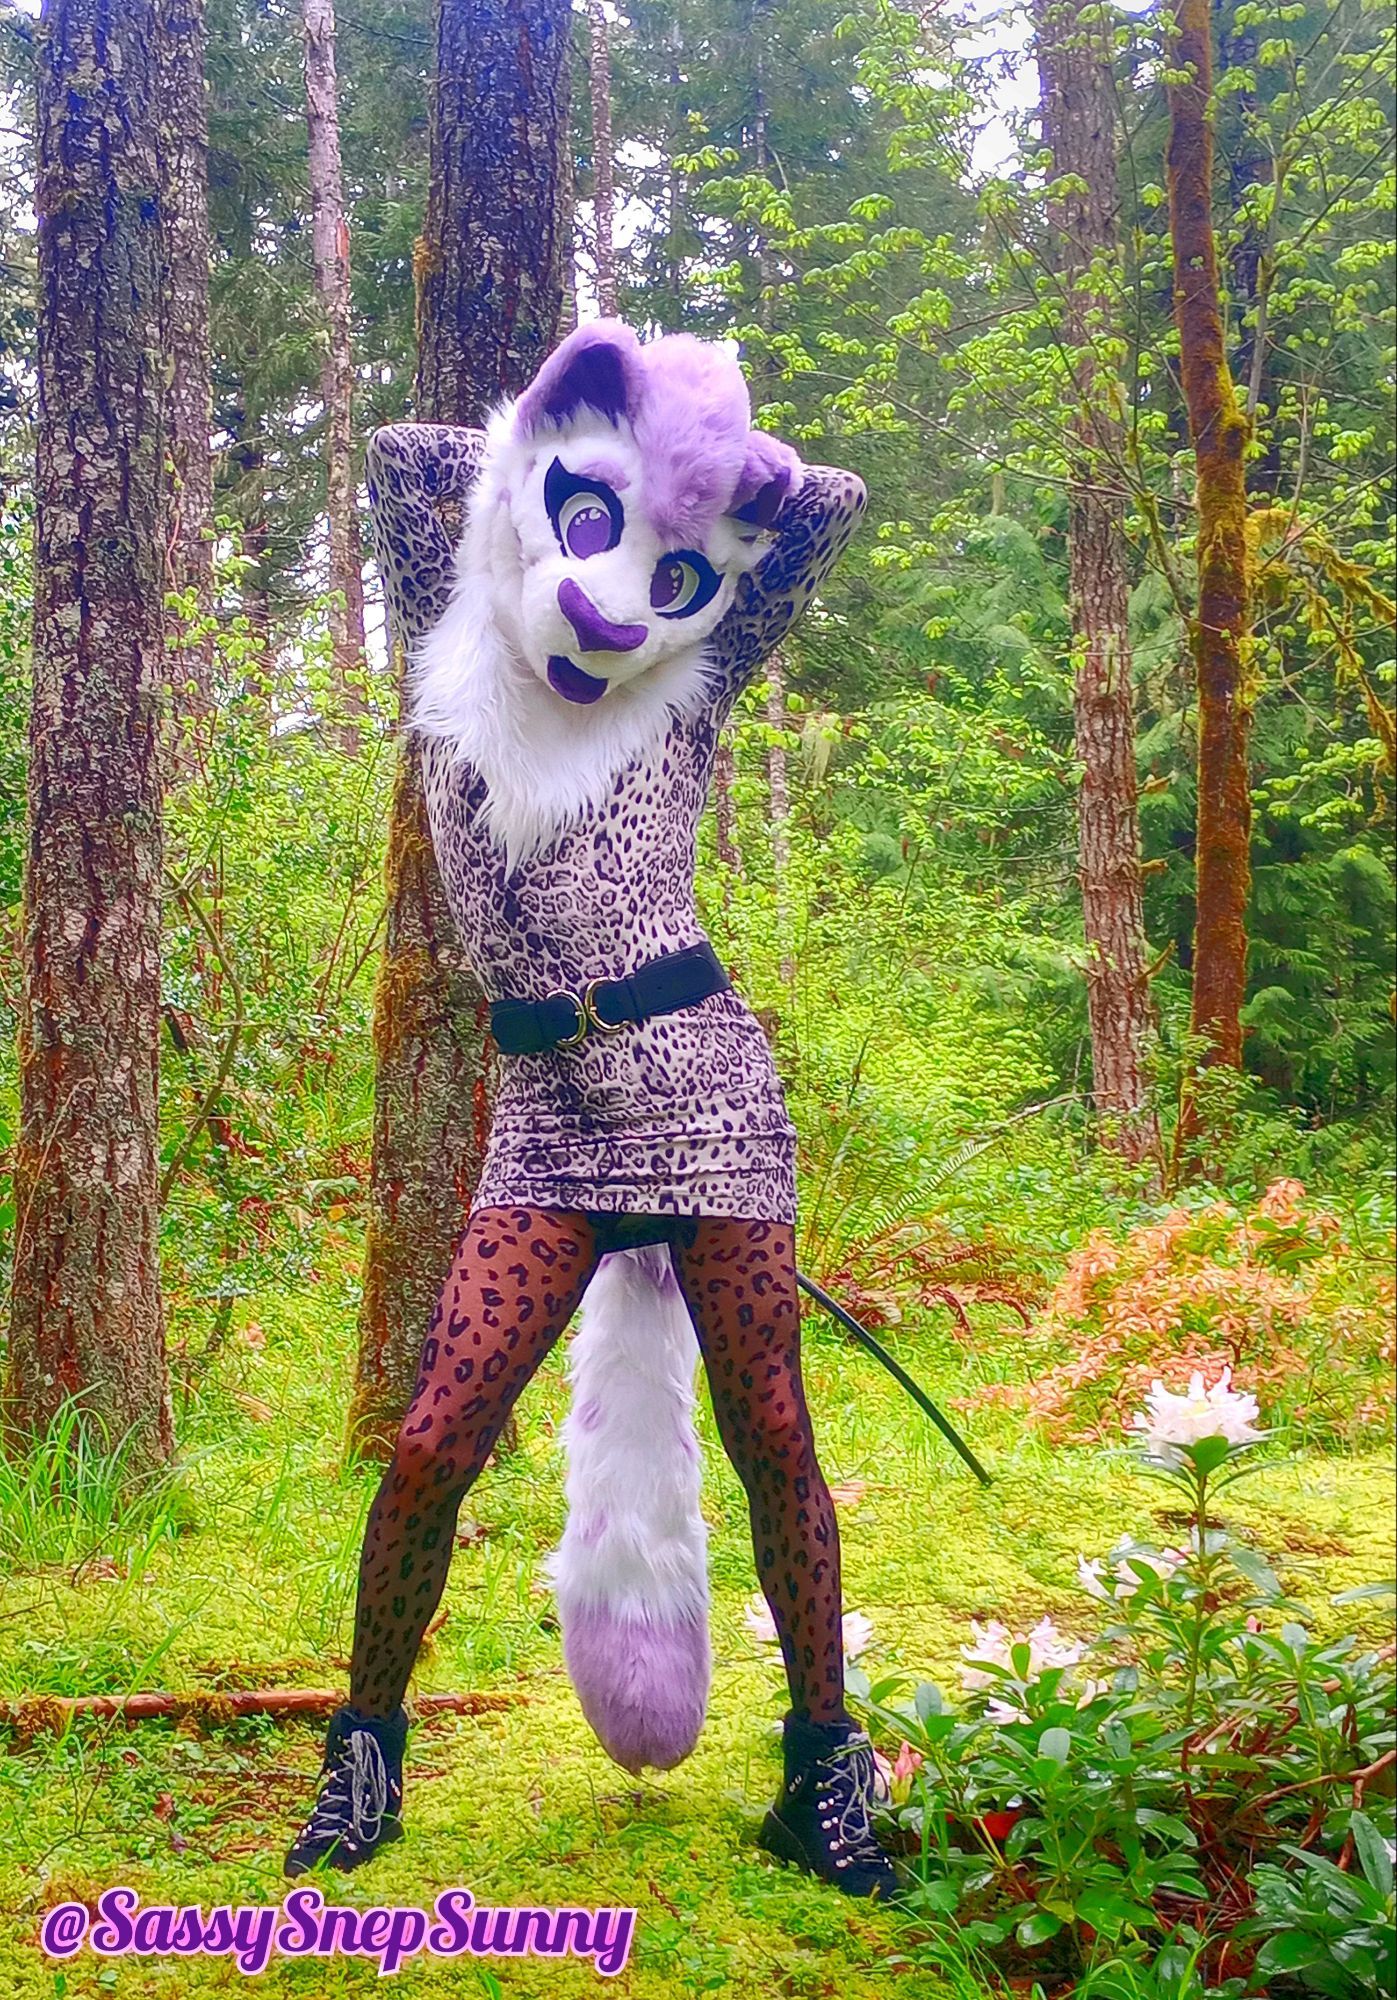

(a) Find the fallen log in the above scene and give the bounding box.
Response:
[1,1688,525,1741]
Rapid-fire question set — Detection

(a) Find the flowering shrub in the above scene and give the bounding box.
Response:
[850,1372,1396,1996]
[965,1180,1395,1445]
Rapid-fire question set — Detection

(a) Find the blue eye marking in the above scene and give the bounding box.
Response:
[544,457,624,560]
[650,549,721,618]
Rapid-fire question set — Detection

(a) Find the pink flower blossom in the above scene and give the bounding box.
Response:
[890,1740,925,1804]
[744,1593,874,1662]
[959,1616,1100,1720]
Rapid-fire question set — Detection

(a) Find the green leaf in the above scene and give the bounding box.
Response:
[1256,1932,1326,1973]
[1228,1544,1284,1597]
[913,1681,945,1721]
[1333,1581,1397,1605]
[1186,1434,1237,1477]
[1350,1810,1395,1896]
[915,1877,963,1913]
[1038,1725,1072,1763]
[1016,1909,1065,1947]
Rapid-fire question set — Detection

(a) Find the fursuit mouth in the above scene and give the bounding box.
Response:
[546,653,611,704]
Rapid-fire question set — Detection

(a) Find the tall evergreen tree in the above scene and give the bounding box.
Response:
[1034,0,1159,1167]
[350,0,573,1450]
[585,0,617,317]
[1166,0,1253,1159]
[303,0,368,749]
[5,0,172,1470]
[158,0,215,731]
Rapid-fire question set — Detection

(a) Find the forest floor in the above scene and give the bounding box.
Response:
[1,1247,1393,1999]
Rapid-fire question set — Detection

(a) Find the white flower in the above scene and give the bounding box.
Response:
[744,1594,778,1644]
[961,1617,1098,1722]
[961,1616,1086,1688]
[1129,1367,1264,1466]
[744,1592,875,1664]
[1077,1556,1113,1602]
[1078,1539,1188,1602]
[871,1750,894,1806]
[841,1610,875,1662]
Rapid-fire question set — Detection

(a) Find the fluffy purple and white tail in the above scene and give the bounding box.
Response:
[545,1246,711,1773]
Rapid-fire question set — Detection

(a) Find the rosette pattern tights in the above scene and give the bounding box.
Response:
[349,1206,848,1726]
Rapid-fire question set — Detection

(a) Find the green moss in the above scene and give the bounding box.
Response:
[0,1273,1391,1997]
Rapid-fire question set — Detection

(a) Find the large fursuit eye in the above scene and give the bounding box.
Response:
[650,550,721,619]
[544,457,622,560]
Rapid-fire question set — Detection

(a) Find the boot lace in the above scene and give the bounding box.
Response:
[811,1734,888,1869]
[299,1726,389,1852]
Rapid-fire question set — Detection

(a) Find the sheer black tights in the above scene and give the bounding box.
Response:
[349,1207,848,1725]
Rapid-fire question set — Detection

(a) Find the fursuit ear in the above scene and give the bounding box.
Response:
[514,320,642,437]
[728,431,804,529]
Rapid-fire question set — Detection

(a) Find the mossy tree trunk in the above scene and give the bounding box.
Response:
[585,0,617,317]
[158,0,215,738]
[302,0,368,752]
[1166,0,1253,1161]
[349,0,572,1456]
[1034,0,1160,1169]
[5,0,173,1471]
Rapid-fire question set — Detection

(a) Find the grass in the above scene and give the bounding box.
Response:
[1,1237,1393,1998]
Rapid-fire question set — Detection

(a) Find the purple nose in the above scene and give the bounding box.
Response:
[558,578,647,656]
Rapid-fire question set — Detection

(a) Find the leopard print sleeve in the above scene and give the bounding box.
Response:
[705,463,867,714]
[364,423,486,649]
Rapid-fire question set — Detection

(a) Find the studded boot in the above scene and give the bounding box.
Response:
[758,1712,900,1898]
[284,1704,407,1877]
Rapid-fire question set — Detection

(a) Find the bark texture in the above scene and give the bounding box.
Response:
[302,0,368,749]
[157,0,214,729]
[1166,0,1253,1149]
[414,0,572,422]
[766,656,795,989]
[713,740,741,874]
[586,0,617,316]
[351,0,572,1454]
[1035,0,1160,1166]
[5,0,173,1469]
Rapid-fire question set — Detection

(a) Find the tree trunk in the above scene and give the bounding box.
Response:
[558,104,579,337]
[665,19,684,323]
[5,0,172,1471]
[413,0,572,423]
[351,0,572,1455]
[766,656,795,989]
[586,0,617,317]
[227,400,273,691]
[714,740,741,875]
[1034,0,1160,1168]
[302,0,368,752]
[1216,0,1280,491]
[157,0,215,740]
[1166,0,1253,1158]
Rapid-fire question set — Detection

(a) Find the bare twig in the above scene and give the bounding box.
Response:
[160,872,246,1203]
[2,1688,526,1739]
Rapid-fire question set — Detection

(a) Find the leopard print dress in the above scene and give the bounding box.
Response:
[365,425,865,1225]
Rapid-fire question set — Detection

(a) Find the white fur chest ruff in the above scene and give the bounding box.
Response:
[411,576,718,871]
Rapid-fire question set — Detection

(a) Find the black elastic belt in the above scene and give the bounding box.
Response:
[488,941,730,1056]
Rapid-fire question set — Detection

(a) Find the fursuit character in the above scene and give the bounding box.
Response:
[409,324,806,1778]
[286,322,899,1898]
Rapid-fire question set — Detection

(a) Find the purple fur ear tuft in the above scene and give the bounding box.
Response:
[515,320,640,436]
[730,431,804,527]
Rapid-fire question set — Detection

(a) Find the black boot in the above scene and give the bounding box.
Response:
[758,1713,899,1898]
[284,1704,407,1877]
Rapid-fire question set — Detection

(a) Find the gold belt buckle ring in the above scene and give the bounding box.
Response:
[544,990,589,1048]
[583,979,627,1036]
